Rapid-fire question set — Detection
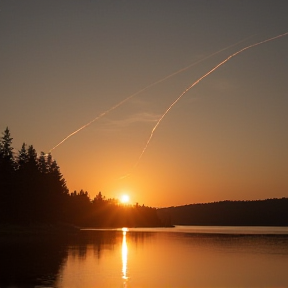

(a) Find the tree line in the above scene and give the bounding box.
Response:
[157,198,288,226]
[0,127,162,227]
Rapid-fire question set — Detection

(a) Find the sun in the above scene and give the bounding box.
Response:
[120,194,130,204]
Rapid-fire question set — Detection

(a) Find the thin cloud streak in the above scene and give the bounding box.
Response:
[48,37,251,153]
[118,31,288,180]
[99,112,161,130]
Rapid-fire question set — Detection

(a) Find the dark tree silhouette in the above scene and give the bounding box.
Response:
[4,127,287,229]
[0,127,15,222]
[0,127,163,228]
[157,198,288,226]
[17,143,29,169]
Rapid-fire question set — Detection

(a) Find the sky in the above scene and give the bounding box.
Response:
[1,0,288,207]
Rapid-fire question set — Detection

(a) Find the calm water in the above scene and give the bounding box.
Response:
[1,226,288,288]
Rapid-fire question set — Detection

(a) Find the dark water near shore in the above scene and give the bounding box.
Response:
[1,226,288,288]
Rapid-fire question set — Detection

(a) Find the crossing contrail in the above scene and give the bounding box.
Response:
[118,31,288,180]
[48,37,251,153]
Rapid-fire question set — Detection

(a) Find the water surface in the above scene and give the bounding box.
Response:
[1,226,288,287]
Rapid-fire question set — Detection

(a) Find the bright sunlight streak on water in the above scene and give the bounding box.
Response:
[122,228,129,284]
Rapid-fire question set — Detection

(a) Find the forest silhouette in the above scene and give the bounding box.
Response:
[0,127,162,228]
[1,127,287,228]
[158,198,288,226]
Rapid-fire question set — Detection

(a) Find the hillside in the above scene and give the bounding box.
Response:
[157,198,288,226]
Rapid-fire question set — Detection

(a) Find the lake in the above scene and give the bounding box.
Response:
[1,226,288,288]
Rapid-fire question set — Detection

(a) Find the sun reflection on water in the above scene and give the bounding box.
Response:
[122,227,129,284]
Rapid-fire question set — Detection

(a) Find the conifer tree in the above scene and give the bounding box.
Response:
[1,127,14,161]
[0,127,15,222]
[38,152,48,174]
[17,143,28,170]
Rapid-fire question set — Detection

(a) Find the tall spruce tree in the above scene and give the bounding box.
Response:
[13,143,29,222]
[16,143,28,169]
[46,157,69,222]
[0,127,15,222]
[1,127,14,161]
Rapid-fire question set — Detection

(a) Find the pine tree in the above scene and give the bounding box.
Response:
[20,145,42,223]
[38,152,48,174]
[0,127,15,170]
[0,127,15,222]
[13,143,29,222]
[1,127,14,160]
[48,158,69,196]
[16,143,28,170]
[42,157,69,222]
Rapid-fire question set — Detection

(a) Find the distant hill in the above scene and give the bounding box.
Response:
[157,198,288,226]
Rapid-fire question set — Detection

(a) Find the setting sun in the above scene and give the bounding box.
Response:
[120,194,130,204]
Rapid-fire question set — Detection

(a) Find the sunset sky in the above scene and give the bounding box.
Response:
[1,0,288,207]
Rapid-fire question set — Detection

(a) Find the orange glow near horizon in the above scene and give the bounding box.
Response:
[2,1,288,210]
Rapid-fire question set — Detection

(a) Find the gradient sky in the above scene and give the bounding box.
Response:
[1,0,288,207]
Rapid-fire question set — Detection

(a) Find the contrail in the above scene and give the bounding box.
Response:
[118,31,288,180]
[48,37,251,153]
